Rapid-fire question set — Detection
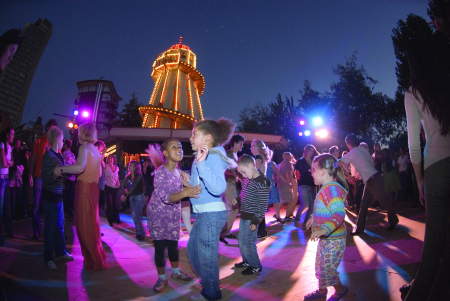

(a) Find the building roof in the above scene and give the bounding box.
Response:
[109,127,288,148]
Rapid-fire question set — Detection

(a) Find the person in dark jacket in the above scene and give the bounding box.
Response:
[41,126,73,270]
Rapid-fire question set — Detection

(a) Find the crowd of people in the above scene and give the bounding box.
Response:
[0,115,430,300]
[0,1,449,301]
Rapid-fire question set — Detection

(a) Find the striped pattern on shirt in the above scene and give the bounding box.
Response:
[239,174,270,225]
[312,181,347,239]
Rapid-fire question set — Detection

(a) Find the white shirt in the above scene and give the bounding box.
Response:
[341,146,377,184]
[0,142,12,175]
[104,165,120,188]
[404,90,450,170]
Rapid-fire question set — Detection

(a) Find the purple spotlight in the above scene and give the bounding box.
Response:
[299,120,305,126]
[73,110,79,116]
[298,131,303,136]
[81,110,90,118]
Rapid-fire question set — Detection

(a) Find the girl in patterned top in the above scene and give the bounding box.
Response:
[146,139,201,293]
[304,153,348,301]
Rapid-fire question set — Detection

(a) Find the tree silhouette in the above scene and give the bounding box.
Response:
[239,54,404,149]
[117,92,143,127]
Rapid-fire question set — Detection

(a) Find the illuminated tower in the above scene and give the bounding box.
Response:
[140,37,205,129]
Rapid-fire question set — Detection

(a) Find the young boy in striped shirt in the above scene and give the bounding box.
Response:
[234,154,270,275]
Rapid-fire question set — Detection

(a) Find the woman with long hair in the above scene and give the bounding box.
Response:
[402,1,450,299]
[55,123,106,270]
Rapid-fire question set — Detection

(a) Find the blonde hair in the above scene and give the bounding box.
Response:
[251,139,273,162]
[46,126,63,145]
[78,122,97,144]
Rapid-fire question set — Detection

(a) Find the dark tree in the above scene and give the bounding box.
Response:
[117,93,143,127]
[239,54,406,149]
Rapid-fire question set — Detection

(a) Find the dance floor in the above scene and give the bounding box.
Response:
[0,206,424,300]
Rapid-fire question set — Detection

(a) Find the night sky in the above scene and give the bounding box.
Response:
[2,0,427,127]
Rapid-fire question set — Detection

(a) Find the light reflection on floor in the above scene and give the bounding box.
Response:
[1,207,424,301]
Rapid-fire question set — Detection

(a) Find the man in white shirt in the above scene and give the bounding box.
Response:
[340,134,399,235]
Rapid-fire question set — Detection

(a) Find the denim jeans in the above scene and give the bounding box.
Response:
[238,219,261,269]
[43,191,67,262]
[32,177,43,237]
[188,210,227,300]
[0,177,12,243]
[129,194,145,237]
[296,185,315,224]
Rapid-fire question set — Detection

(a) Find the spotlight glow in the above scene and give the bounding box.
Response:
[299,120,305,126]
[298,131,303,136]
[67,122,74,128]
[81,110,90,118]
[312,116,323,127]
[315,129,329,139]
[73,110,79,116]
[304,130,311,137]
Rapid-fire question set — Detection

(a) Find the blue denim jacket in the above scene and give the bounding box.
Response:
[189,146,236,213]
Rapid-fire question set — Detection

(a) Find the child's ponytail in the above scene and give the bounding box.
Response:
[313,153,349,191]
[195,118,236,146]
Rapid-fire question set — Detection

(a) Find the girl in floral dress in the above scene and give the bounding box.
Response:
[146,139,201,292]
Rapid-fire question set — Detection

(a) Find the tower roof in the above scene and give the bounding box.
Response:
[169,36,191,51]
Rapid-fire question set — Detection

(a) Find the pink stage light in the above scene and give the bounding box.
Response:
[81,110,90,118]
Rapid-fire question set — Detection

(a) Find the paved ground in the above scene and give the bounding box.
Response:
[0,205,424,301]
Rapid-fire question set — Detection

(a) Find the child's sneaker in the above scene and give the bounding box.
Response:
[153,278,168,292]
[57,252,74,262]
[233,261,249,269]
[171,270,193,281]
[241,266,262,275]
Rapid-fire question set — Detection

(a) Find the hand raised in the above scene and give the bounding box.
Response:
[196,145,209,162]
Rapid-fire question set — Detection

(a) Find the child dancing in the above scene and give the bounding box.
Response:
[188,118,236,300]
[146,139,200,292]
[304,153,348,301]
[234,154,270,275]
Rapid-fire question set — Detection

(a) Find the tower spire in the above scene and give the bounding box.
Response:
[178,35,184,45]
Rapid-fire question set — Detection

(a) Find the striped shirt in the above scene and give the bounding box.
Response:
[239,173,270,225]
[312,181,347,239]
